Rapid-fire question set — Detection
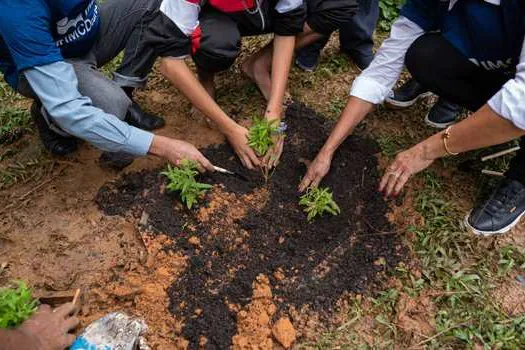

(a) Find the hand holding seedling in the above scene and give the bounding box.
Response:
[225,124,261,170]
[248,118,286,179]
[161,160,212,209]
[299,187,341,222]
[299,150,333,192]
[149,136,214,172]
[17,303,79,350]
[0,283,79,350]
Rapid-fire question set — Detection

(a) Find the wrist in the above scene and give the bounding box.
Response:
[421,133,447,161]
[319,146,335,160]
[148,135,167,158]
[264,104,283,121]
[16,327,42,349]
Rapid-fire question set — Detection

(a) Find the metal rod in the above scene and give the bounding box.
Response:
[481,146,520,162]
[481,169,505,177]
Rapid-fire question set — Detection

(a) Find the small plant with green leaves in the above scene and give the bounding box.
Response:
[0,282,38,328]
[299,187,341,222]
[161,160,212,209]
[247,118,280,157]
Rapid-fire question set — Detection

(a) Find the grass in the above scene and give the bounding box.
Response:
[161,160,212,209]
[0,282,38,328]
[0,107,32,145]
[306,166,525,348]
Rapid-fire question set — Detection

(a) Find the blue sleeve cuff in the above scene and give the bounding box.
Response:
[123,127,154,156]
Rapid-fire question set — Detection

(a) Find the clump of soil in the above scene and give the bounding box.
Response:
[96,102,407,349]
[232,274,276,350]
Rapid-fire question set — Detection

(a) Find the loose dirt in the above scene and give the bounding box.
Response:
[96,102,407,348]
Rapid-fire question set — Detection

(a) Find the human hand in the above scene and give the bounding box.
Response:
[262,133,285,170]
[298,150,333,192]
[225,125,261,170]
[379,143,434,197]
[149,136,214,172]
[19,303,79,350]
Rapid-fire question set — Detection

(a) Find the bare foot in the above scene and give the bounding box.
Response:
[242,54,272,101]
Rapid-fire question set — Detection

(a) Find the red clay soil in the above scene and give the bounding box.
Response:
[96,102,408,349]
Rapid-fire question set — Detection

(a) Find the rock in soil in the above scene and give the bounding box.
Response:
[272,317,296,349]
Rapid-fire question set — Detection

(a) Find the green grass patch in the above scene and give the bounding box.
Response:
[0,107,32,144]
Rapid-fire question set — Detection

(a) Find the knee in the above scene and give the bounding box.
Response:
[306,0,358,36]
[405,35,441,84]
[193,29,240,73]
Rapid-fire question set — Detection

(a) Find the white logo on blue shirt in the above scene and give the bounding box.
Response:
[55,0,99,49]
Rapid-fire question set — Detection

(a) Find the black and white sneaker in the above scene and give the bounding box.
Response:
[385,78,432,108]
[424,98,462,129]
[465,179,525,236]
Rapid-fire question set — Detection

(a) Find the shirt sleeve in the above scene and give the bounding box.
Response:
[350,16,425,104]
[273,0,306,36]
[24,61,154,155]
[487,35,525,131]
[144,0,202,59]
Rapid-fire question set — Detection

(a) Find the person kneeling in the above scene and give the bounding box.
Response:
[300,0,525,236]
[0,0,213,171]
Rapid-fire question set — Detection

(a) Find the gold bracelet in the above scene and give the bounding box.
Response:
[442,126,459,156]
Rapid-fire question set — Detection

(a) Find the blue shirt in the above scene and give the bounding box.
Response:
[0,0,154,156]
[0,0,100,89]
[401,0,525,74]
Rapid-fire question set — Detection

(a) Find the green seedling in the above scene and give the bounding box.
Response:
[299,187,341,222]
[0,282,38,328]
[248,118,280,157]
[161,160,212,209]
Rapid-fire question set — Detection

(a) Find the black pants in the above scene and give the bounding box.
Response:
[405,33,525,184]
[194,0,356,73]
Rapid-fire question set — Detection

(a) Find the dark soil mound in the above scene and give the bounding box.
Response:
[96,102,407,349]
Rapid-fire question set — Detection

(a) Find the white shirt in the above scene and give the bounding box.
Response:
[350,9,525,131]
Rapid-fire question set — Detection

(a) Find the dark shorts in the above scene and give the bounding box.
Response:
[194,0,357,72]
[306,0,357,36]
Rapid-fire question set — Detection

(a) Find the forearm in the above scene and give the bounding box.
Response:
[421,104,525,160]
[0,329,38,349]
[320,96,375,156]
[159,58,238,134]
[266,35,296,120]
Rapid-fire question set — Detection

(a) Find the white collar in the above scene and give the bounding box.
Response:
[449,0,501,11]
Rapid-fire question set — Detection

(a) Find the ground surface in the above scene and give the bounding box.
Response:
[1,35,524,349]
[96,102,406,348]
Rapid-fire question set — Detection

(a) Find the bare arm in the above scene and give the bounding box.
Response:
[380,105,525,197]
[159,58,260,169]
[319,97,374,157]
[265,35,296,120]
[159,58,239,134]
[425,105,524,159]
[298,97,374,190]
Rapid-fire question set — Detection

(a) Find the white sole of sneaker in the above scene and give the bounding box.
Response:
[464,209,525,237]
[385,92,433,109]
[424,112,456,129]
